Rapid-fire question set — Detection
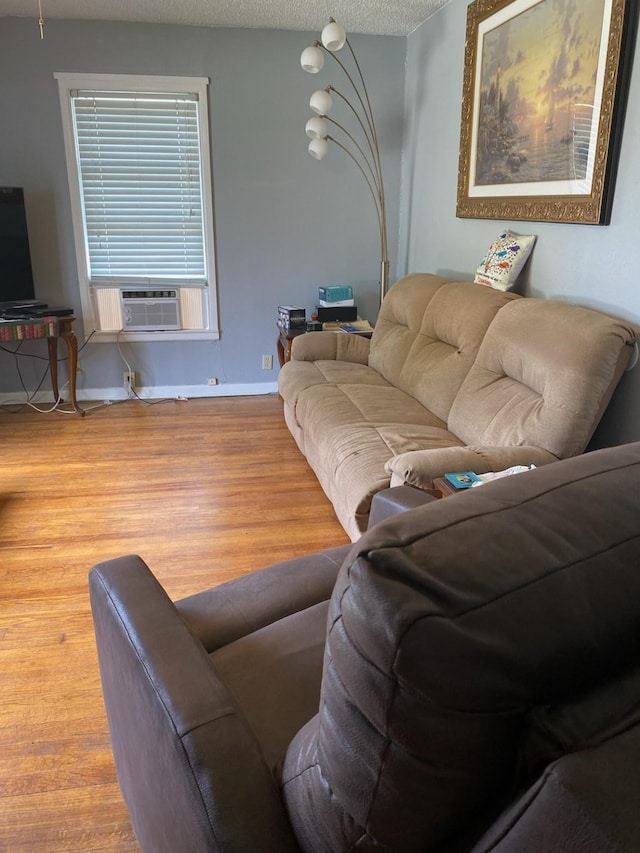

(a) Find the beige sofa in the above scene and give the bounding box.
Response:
[278,273,636,540]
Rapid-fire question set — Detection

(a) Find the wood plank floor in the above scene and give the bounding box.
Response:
[0,394,349,852]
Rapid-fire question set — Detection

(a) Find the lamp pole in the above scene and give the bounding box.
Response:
[301,20,389,306]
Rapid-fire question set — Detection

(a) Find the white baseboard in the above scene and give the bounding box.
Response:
[0,382,279,406]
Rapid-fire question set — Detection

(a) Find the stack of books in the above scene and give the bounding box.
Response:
[321,319,374,334]
[277,305,306,331]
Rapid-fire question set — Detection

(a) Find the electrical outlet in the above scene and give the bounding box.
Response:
[208,377,218,386]
[123,370,135,391]
[262,354,273,370]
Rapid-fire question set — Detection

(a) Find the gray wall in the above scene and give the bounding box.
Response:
[3,6,638,447]
[401,0,640,448]
[0,18,405,398]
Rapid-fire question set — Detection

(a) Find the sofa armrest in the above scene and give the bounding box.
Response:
[386,446,559,490]
[89,555,301,853]
[470,722,640,852]
[291,330,371,364]
[368,486,439,528]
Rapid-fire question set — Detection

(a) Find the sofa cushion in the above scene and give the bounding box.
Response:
[210,601,331,771]
[370,275,519,422]
[284,371,461,539]
[366,273,448,383]
[278,360,391,419]
[306,417,462,540]
[295,381,447,436]
[281,442,640,852]
[448,297,636,458]
[290,329,371,364]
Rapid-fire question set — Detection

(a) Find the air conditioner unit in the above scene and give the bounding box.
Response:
[121,290,182,331]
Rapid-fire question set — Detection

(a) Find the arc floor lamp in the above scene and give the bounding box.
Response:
[300,19,389,306]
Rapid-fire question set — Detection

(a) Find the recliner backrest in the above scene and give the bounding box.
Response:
[448,297,636,458]
[369,274,519,423]
[281,442,640,852]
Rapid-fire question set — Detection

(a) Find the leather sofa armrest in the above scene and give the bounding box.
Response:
[368,486,439,528]
[176,545,351,652]
[385,446,559,490]
[89,555,301,853]
[469,721,640,852]
[291,330,371,364]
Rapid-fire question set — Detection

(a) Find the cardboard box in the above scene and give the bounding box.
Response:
[318,285,353,303]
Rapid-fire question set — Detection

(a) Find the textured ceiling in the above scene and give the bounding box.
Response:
[0,0,452,37]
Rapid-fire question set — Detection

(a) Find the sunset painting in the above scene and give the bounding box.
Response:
[475,0,606,186]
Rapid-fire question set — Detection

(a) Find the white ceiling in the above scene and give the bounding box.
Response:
[0,0,452,37]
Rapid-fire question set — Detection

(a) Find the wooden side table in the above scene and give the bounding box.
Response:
[277,326,307,367]
[49,316,83,415]
[429,476,459,498]
[0,315,83,415]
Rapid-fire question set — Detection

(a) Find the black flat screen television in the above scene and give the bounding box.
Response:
[0,186,37,309]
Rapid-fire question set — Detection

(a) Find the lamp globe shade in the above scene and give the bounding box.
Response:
[305,116,327,140]
[310,89,333,116]
[308,137,329,160]
[321,21,346,51]
[300,45,324,73]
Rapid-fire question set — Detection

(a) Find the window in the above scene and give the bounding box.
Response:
[55,74,218,341]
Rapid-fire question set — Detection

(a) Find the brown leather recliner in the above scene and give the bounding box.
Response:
[89,442,640,852]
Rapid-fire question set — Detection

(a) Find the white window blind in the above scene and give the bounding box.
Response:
[71,90,206,281]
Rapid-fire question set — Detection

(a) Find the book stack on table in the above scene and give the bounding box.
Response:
[322,319,374,334]
[277,305,306,332]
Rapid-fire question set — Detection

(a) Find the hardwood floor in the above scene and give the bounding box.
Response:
[0,394,349,852]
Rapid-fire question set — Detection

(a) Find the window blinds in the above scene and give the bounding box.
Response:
[71,90,206,281]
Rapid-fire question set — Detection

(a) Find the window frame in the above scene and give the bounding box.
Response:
[55,72,219,342]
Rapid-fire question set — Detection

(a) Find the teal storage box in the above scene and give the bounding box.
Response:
[318,285,353,302]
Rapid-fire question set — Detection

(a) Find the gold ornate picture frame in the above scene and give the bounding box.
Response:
[457,0,638,224]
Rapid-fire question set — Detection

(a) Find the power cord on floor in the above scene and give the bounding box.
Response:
[1,328,187,414]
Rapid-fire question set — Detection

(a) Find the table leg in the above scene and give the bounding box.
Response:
[47,336,60,403]
[60,327,84,415]
[48,324,84,415]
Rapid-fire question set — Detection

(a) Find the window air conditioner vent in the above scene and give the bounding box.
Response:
[121,290,181,331]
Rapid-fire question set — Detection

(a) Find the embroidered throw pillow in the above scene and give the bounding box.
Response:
[474,229,536,291]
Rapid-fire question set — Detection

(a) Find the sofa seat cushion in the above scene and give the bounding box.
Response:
[278,359,391,415]
[306,418,464,540]
[286,376,462,541]
[294,381,449,436]
[287,378,465,540]
[210,601,331,771]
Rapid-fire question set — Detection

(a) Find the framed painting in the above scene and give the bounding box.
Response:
[457,0,638,224]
